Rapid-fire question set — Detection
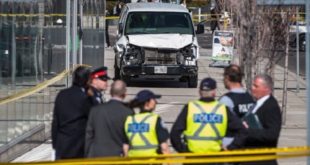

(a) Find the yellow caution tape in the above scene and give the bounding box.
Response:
[0,13,119,20]
[0,14,66,17]
[0,70,69,106]
[9,146,310,165]
[0,64,92,106]
[106,16,119,20]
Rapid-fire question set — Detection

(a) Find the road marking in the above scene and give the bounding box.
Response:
[155,102,184,114]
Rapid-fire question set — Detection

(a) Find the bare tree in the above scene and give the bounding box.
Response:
[221,1,292,88]
[220,0,294,124]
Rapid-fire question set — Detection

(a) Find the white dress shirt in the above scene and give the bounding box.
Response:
[252,95,270,114]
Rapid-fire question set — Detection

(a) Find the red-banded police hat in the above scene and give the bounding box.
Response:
[90,66,111,81]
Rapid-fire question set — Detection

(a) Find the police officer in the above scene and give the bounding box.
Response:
[123,90,170,156]
[170,77,246,162]
[219,64,255,118]
[52,66,90,159]
[87,66,110,105]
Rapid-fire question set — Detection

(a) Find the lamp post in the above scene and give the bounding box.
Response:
[66,0,71,87]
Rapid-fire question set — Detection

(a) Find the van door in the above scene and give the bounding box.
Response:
[118,6,128,37]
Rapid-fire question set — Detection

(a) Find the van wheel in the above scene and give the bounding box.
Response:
[121,74,131,86]
[188,75,198,88]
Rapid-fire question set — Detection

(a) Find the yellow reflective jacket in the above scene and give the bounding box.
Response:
[125,113,159,156]
[184,100,227,152]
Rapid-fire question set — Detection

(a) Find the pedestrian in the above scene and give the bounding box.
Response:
[210,8,220,34]
[170,77,247,164]
[219,64,255,118]
[52,66,90,159]
[180,0,186,8]
[86,66,110,105]
[85,80,133,157]
[241,74,282,165]
[113,1,123,16]
[123,90,170,157]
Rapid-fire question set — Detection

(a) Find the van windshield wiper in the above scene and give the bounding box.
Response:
[127,31,150,35]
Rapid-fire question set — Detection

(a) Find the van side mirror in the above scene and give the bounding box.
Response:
[196,21,205,34]
[118,23,123,34]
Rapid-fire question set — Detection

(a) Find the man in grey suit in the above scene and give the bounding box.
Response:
[85,80,133,157]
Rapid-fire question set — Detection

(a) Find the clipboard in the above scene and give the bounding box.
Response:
[242,113,262,129]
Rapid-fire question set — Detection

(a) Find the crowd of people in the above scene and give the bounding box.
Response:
[52,64,282,165]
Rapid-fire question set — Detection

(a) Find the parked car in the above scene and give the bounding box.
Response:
[289,22,306,52]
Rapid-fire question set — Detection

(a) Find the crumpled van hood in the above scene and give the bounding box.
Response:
[127,34,193,49]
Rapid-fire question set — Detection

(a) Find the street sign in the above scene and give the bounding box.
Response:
[209,30,234,67]
[211,31,234,62]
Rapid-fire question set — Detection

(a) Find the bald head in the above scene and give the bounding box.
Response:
[110,80,127,98]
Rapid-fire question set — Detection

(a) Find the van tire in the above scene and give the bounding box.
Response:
[121,74,131,86]
[188,75,198,88]
[114,59,120,80]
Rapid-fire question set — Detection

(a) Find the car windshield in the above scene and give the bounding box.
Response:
[125,12,194,35]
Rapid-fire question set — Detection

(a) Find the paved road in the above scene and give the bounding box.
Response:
[91,47,309,165]
[276,49,306,77]
[14,47,307,164]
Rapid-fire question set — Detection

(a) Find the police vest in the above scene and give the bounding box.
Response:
[184,100,228,153]
[224,92,255,118]
[125,113,159,156]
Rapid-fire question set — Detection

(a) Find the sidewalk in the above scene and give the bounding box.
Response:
[199,48,307,165]
[13,48,308,164]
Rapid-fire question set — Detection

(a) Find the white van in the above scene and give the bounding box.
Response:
[114,3,203,87]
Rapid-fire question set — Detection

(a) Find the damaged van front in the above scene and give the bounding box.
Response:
[114,3,200,87]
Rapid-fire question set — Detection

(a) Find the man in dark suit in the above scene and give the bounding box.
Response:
[242,74,282,165]
[85,80,133,157]
[52,66,90,159]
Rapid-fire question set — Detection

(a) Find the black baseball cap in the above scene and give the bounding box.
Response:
[134,90,161,103]
[90,66,111,81]
[200,77,217,91]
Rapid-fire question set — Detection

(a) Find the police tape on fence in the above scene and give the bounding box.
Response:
[0,65,93,106]
[9,146,310,165]
[0,70,69,106]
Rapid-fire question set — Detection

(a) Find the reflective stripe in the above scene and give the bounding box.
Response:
[188,102,223,140]
[185,136,222,141]
[185,100,228,152]
[129,114,155,149]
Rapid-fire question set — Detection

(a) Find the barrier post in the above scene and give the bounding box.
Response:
[296,8,300,92]
[198,8,201,23]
